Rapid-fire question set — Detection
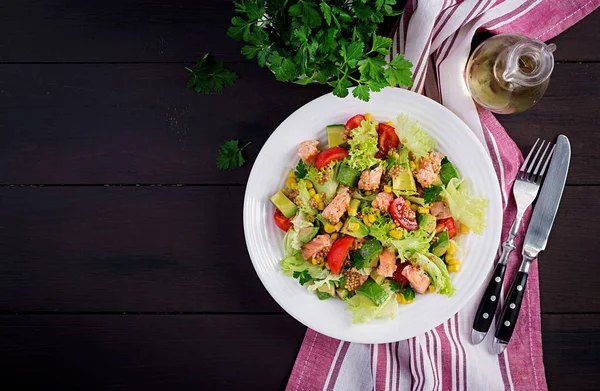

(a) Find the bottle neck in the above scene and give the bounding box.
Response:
[495,39,556,88]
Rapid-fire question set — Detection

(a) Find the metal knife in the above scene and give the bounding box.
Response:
[492,135,571,354]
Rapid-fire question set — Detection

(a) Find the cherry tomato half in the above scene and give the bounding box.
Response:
[314,147,349,170]
[389,197,418,231]
[436,217,457,239]
[327,235,355,274]
[392,261,411,287]
[273,209,294,232]
[376,123,400,159]
[345,114,365,130]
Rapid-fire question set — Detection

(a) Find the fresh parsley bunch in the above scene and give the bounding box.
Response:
[228,0,413,101]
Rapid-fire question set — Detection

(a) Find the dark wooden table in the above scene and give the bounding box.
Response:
[0,2,598,390]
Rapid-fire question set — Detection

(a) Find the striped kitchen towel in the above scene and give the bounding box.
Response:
[286,1,599,390]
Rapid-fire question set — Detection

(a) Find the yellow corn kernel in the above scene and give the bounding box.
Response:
[304,179,313,188]
[446,252,453,261]
[311,258,319,265]
[365,112,373,121]
[397,293,414,304]
[362,215,371,226]
[331,233,339,241]
[312,193,322,203]
[368,214,376,223]
[405,199,411,207]
[324,223,336,233]
[428,285,435,293]
[288,171,296,178]
[447,242,456,255]
[386,121,394,126]
[390,229,403,239]
[409,161,416,170]
[447,258,460,266]
[348,222,360,232]
[388,150,393,156]
[348,207,357,217]
[417,207,430,214]
[410,204,418,211]
[383,185,392,193]
[334,222,343,231]
[448,264,461,273]
[365,191,372,195]
[460,224,470,234]
[318,202,325,210]
[308,188,316,197]
[388,223,396,230]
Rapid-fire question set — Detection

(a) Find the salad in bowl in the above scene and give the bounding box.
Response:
[270,113,487,323]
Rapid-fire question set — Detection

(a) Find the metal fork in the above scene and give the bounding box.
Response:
[472,139,555,344]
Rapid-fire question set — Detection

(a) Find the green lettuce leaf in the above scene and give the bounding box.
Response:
[306,162,340,203]
[344,282,398,323]
[346,120,381,172]
[281,253,330,281]
[440,178,487,234]
[307,273,343,292]
[387,228,434,260]
[395,114,436,159]
[295,180,318,215]
[411,252,455,297]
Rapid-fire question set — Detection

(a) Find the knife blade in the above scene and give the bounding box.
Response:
[492,135,571,354]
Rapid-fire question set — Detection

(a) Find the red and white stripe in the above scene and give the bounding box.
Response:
[286,1,599,390]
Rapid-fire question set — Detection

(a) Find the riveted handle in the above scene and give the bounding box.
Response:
[473,263,506,335]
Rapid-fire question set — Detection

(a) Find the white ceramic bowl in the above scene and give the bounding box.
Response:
[244,87,502,343]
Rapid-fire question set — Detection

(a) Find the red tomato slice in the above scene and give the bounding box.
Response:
[345,114,365,130]
[314,147,349,170]
[376,123,400,158]
[327,235,354,274]
[273,209,294,232]
[391,261,411,287]
[389,197,419,231]
[436,217,457,239]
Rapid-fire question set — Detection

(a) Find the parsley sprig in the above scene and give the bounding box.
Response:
[217,140,251,170]
[187,53,238,94]
[228,0,413,101]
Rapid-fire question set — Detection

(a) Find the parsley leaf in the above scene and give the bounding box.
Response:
[293,270,313,285]
[352,84,370,102]
[320,2,332,25]
[295,159,308,179]
[289,1,321,28]
[186,54,238,94]
[384,54,414,88]
[358,56,386,80]
[371,35,393,56]
[216,140,251,170]
[389,280,400,292]
[423,185,443,204]
[401,286,416,301]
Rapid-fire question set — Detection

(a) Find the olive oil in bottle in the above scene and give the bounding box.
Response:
[466,34,556,114]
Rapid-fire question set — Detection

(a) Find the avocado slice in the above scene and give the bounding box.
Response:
[336,288,350,299]
[317,282,336,296]
[392,167,417,192]
[407,196,426,206]
[350,238,383,269]
[439,157,459,186]
[431,231,450,256]
[418,213,436,234]
[270,191,298,218]
[357,278,389,306]
[298,227,319,244]
[337,163,360,187]
[369,269,386,285]
[341,216,369,238]
[327,124,347,148]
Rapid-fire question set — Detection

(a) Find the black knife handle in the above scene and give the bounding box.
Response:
[473,263,506,333]
[495,271,529,343]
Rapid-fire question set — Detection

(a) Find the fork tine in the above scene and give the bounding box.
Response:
[519,138,539,178]
[535,144,556,184]
[532,141,552,181]
[525,140,545,181]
